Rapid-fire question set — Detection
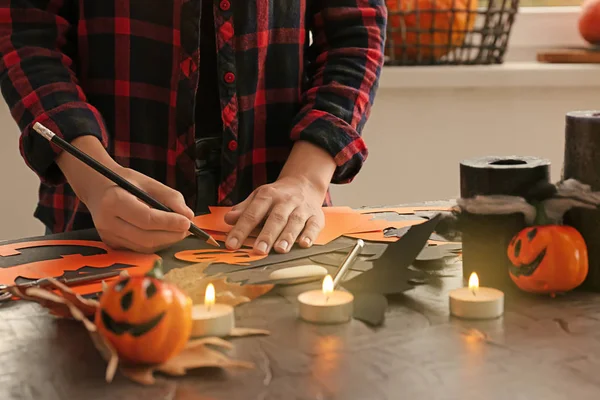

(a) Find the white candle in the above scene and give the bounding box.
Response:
[191,283,235,337]
[449,272,504,319]
[297,275,354,324]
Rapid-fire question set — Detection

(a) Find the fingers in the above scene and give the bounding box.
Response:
[252,202,298,254]
[225,189,272,250]
[111,189,191,233]
[267,208,306,253]
[223,194,254,226]
[297,214,324,248]
[138,175,195,220]
[98,216,188,253]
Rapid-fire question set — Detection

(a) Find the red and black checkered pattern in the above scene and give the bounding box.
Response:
[0,0,387,233]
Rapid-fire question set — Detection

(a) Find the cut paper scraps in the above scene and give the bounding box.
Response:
[192,206,453,246]
[356,205,454,214]
[174,249,268,266]
[0,240,160,296]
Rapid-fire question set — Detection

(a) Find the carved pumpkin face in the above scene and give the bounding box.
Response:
[95,261,192,365]
[507,225,589,295]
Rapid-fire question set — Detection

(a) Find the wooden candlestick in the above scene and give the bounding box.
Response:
[298,275,354,324]
[449,272,504,320]
[191,283,235,337]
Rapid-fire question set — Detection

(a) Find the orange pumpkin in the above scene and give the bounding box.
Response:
[385,0,479,61]
[95,260,192,365]
[507,225,588,296]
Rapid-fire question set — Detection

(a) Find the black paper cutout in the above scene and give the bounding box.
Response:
[342,214,442,295]
[352,293,388,327]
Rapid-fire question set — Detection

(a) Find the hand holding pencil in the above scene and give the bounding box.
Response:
[33,123,218,252]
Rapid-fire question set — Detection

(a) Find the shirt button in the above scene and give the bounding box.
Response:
[228,140,238,151]
[219,0,231,11]
[224,72,235,84]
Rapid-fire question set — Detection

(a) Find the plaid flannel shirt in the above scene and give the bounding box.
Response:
[0,0,387,233]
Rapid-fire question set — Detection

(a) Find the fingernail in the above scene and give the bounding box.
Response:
[277,240,289,251]
[256,241,268,254]
[301,237,312,246]
[226,237,239,249]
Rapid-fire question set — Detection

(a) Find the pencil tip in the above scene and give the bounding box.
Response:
[207,237,220,247]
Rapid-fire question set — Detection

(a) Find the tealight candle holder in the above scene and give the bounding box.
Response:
[298,275,354,324]
[191,283,235,337]
[449,272,504,319]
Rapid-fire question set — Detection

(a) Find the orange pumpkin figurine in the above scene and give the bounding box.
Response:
[458,179,597,297]
[507,223,588,296]
[95,259,193,365]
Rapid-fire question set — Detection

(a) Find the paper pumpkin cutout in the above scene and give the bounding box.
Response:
[174,249,268,265]
[0,240,160,296]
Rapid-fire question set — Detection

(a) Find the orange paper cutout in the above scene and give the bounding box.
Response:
[174,249,267,265]
[194,206,367,246]
[192,207,235,233]
[191,206,447,246]
[0,240,160,296]
[346,217,426,234]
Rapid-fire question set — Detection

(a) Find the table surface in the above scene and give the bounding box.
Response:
[2,202,600,400]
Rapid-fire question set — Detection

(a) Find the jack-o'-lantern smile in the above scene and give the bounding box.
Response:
[509,247,547,277]
[100,309,165,337]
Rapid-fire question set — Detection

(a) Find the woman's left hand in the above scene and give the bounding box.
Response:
[223,175,326,254]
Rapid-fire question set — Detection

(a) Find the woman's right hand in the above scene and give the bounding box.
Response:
[56,136,194,253]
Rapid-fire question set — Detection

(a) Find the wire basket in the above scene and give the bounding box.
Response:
[384,0,520,66]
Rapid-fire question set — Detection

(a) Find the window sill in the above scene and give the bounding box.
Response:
[379,62,600,89]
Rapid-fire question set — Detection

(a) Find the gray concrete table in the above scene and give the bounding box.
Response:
[1,202,599,400]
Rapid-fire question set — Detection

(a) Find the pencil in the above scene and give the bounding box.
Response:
[32,122,219,247]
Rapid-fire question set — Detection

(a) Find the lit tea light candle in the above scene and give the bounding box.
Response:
[191,283,235,337]
[297,274,354,324]
[449,272,504,319]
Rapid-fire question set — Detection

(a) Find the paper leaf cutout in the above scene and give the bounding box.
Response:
[164,264,274,307]
[9,277,99,319]
[228,327,270,337]
[0,240,160,296]
[120,338,254,385]
[174,249,267,265]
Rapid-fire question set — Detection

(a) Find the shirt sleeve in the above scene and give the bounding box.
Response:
[0,1,110,186]
[290,0,387,184]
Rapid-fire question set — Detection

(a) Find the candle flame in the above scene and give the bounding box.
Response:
[322,274,334,295]
[205,283,215,308]
[468,272,479,293]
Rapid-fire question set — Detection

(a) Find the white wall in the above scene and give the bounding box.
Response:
[0,101,43,240]
[1,65,599,241]
[330,85,597,207]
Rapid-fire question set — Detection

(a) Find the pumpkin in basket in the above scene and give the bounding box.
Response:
[385,0,479,61]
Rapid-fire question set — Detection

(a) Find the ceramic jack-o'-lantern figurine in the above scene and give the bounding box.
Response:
[95,259,193,365]
[457,179,599,297]
[507,203,588,296]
